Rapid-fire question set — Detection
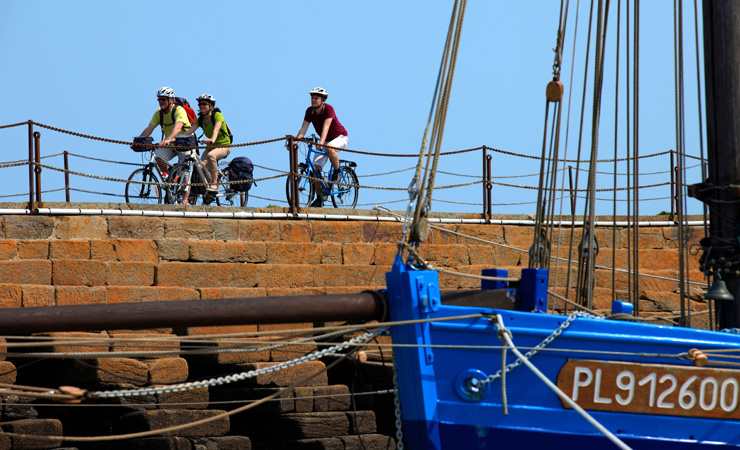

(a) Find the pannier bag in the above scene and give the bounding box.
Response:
[228,157,255,192]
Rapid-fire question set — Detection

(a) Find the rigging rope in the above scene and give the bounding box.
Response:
[403,0,468,259]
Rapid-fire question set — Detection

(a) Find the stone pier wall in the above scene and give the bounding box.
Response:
[0,207,708,449]
[0,210,706,319]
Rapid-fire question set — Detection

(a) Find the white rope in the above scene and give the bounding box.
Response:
[494,314,633,450]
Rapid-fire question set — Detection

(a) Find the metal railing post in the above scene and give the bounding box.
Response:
[486,153,493,220]
[33,131,42,207]
[568,165,575,216]
[27,120,34,210]
[287,135,298,214]
[669,149,676,221]
[482,146,486,218]
[64,151,70,203]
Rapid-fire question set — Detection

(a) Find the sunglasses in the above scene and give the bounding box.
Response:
[198,103,210,106]
[157,98,169,103]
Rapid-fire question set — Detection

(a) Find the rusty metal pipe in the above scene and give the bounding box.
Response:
[0,293,387,335]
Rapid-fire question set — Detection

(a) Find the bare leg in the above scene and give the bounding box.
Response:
[209,169,218,190]
[325,147,340,171]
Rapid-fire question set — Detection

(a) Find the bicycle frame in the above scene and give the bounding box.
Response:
[286,135,359,209]
[125,148,176,204]
[302,142,351,198]
[148,150,174,180]
[170,145,245,206]
[172,149,212,205]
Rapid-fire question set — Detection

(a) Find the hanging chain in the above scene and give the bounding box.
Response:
[392,357,405,450]
[479,311,598,388]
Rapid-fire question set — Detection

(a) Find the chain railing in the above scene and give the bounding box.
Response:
[3,120,699,217]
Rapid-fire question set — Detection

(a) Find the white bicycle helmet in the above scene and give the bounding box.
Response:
[157,87,175,98]
[309,87,328,99]
[197,93,216,105]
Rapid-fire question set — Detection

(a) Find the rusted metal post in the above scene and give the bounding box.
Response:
[64,151,70,203]
[27,121,34,210]
[33,131,42,207]
[568,165,576,216]
[482,146,488,219]
[485,153,493,220]
[670,149,676,220]
[287,135,299,214]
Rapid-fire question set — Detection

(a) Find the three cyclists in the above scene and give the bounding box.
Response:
[132,86,352,208]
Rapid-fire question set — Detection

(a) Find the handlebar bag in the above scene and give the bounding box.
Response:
[132,136,154,152]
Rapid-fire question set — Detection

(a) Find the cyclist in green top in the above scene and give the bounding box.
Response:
[182,93,232,196]
[133,87,192,174]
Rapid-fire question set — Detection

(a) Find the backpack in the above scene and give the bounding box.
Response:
[175,97,197,124]
[159,97,197,137]
[228,156,255,192]
[198,108,234,144]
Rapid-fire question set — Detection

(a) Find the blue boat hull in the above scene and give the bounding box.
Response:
[436,422,740,449]
[386,260,740,449]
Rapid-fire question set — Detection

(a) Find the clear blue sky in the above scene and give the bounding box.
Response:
[0,1,705,216]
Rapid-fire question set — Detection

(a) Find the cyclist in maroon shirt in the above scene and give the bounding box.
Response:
[289,87,349,207]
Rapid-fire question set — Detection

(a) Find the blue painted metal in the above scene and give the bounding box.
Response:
[386,263,740,449]
[386,256,442,449]
[612,300,634,315]
[519,267,548,313]
[481,268,508,290]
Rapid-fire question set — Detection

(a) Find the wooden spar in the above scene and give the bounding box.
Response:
[0,293,387,335]
[702,1,740,328]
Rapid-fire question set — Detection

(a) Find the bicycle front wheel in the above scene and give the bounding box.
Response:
[331,167,359,209]
[285,165,315,208]
[125,168,162,204]
[168,164,197,205]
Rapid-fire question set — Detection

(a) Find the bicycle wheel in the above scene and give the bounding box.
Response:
[167,164,197,205]
[125,168,162,204]
[285,164,315,207]
[331,167,359,209]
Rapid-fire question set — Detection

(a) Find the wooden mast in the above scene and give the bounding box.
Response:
[702,1,740,328]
